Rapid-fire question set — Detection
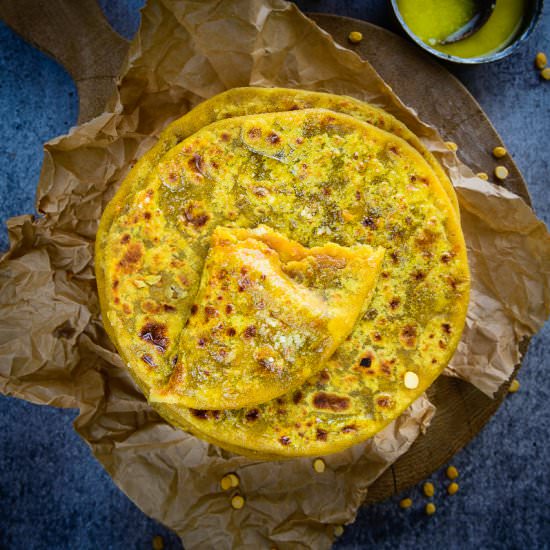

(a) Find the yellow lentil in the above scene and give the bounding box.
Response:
[476,172,489,180]
[492,146,507,158]
[220,476,232,491]
[313,458,326,473]
[348,31,363,44]
[220,478,232,491]
[446,465,459,480]
[509,379,520,393]
[334,525,345,537]
[541,67,550,80]
[231,495,245,509]
[404,371,419,389]
[445,141,458,152]
[221,473,240,490]
[535,52,548,70]
[423,481,435,497]
[425,502,436,515]
[494,165,509,180]
[399,498,413,509]
[448,482,459,495]
[152,536,164,550]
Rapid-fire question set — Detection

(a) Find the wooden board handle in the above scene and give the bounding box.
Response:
[0,0,130,123]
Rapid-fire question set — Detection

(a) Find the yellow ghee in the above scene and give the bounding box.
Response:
[396,0,526,58]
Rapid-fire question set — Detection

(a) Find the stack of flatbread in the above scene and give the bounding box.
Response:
[95,87,470,459]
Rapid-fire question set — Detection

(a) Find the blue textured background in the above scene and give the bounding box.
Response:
[1,1,549,549]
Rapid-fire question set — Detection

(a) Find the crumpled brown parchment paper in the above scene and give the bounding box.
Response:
[1,0,549,548]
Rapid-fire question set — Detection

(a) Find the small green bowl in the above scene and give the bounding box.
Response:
[390,0,543,64]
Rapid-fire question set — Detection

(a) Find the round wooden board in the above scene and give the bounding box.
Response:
[1,2,528,505]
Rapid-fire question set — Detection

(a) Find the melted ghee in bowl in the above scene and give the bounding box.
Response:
[396,0,526,59]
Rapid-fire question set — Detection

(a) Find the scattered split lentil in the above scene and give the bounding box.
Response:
[231,495,245,510]
[535,52,547,69]
[313,458,326,473]
[399,498,413,509]
[509,379,520,393]
[445,141,458,152]
[334,525,345,537]
[399,465,461,514]
[348,31,363,44]
[492,146,507,158]
[541,67,550,80]
[423,481,435,497]
[446,465,459,480]
[476,172,489,181]
[220,476,232,491]
[404,371,419,389]
[447,482,460,495]
[425,502,436,516]
[220,473,240,491]
[152,535,164,550]
[494,165,509,180]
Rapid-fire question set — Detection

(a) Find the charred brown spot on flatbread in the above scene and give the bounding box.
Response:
[190,409,208,420]
[204,306,218,320]
[376,395,395,409]
[247,127,261,139]
[313,392,350,412]
[118,243,143,272]
[400,324,417,348]
[139,322,168,353]
[359,355,372,368]
[188,153,205,175]
[292,390,303,404]
[316,428,328,441]
[141,354,156,367]
[390,297,400,310]
[362,216,377,229]
[183,201,209,228]
[267,131,280,144]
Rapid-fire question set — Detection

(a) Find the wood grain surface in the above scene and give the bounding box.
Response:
[0,1,527,505]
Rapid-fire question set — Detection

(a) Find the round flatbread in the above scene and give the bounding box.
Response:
[96,107,469,458]
[107,87,459,218]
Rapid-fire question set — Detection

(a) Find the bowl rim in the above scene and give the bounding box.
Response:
[389,0,544,64]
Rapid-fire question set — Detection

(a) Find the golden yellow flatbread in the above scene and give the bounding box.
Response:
[108,87,458,217]
[150,225,384,409]
[96,104,469,458]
